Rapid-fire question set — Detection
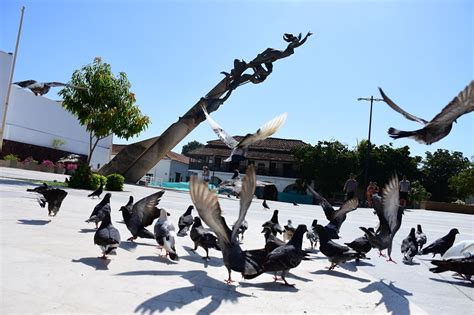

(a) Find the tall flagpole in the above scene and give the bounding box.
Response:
[0,6,25,151]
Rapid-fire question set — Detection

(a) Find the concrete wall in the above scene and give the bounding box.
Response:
[0,51,112,169]
[169,160,189,182]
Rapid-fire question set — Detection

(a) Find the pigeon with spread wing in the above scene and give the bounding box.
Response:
[13,80,87,96]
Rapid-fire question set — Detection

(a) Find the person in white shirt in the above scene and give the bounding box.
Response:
[399,175,411,208]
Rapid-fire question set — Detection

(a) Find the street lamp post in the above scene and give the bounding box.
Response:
[357,95,383,205]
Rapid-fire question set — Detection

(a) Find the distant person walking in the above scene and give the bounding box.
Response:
[366,181,376,207]
[343,173,358,201]
[399,175,411,208]
[202,166,210,183]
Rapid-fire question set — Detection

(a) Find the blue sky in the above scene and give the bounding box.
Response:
[1,0,473,160]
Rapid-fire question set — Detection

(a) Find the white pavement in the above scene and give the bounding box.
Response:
[1,167,472,314]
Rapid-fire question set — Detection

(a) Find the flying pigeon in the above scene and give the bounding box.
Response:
[201,105,287,162]
[429,256,474,282]
[360,176,404,263]
[306,219,319,250]
[94,210,121,259]
[379,81,474,144]
[120,191,165,241]
[344,228,373,259]
[88,183,104,199]
[190,164,266,283]
[13,80,87,96]
[177,205,194,237]
[316,224,365,270]
[27,183,68,217]
[86,193,112,228]
[307,185,358,239]
[401,228,418,264]
[442,240,474,260]
[415,224,427,254]
[232,219,248,242]
[262,199,270,210]
[283,219,296,242]
[190,216,221,260]
[421,228,459,257]
[262,209,283,236]
[154,208,179,261]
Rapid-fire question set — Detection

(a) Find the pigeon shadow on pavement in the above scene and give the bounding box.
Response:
[119,241,156,252]
[239,281,299,292]
[285,272,313,282]
[78,228,97,233]
[180,246,224,268]
[429,277,474,288]
[360,280,412,315]
[116,270,252,314]
[72,257,111,270]
[311,269,371,283]
[17,219,51,225]
[136,255,179,265]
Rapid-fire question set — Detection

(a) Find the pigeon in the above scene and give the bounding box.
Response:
[262,209,283,236]
[360,175,404,263]
[344,228,373,259]
[262,226,286,253]
[88,183,104,199]
[232,219,248,242]
[306,219,319,249]
[202,105,287,162]
[94,210,121,259]
[379,81,474,144]
[27,183,68,217]
[262,199,270,210]
[154,208,179,261]
[190,216,221,260]
[283,219,296,242]
[13,80,87,96]
[415,224,427,254]
[177,205,194,237]
[401,228,418,264]
[429,256,474,281]
[120,191,165,241]
[190,164,266,283]
[421,228,460,257]
[259,225,308,286]
[86,193,112,228]
[292,202,299,206]
[316,224,365,270]
[121,196,134,215]
[307,185,358,239]
[442,240,474,260]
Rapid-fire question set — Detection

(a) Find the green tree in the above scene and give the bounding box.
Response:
[59,57,150,164]
[448,167,474,200]
[181,140,204,157]
[410,180,431,208]
[421,149,470,202]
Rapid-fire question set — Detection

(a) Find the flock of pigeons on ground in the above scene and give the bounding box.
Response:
[26,165,473,287]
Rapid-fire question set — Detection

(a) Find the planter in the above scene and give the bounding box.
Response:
[0,160,9,167]
[420,201,474,215]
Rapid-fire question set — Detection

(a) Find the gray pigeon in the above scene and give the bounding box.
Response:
[86,193,112,228]
[306,219,319,249]
[401,228,418,264]
[360,176,404,263]
[379,81,474,144]
[120,191,164,241]
[415,224,427,254]
[190,216,221,260]
[232,219,248,242]
[307,185,358,239]
[13,79,87,96]
[27,183,68,217]
[177,205,194,237]
[262,210,283,236]
[421,228,459,257]
[94,210,121,259]
[202,105,288,162]
[283,219,296,242]
[154,209,179,261]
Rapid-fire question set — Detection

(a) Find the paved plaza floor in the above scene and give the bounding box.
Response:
[1,167,472,314]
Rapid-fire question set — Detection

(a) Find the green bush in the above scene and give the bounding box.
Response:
[4,154,19,161]
[106,173,125,191]
[91,173,107,190]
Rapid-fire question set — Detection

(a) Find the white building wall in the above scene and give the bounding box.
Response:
[169,160,190,182]
[0,51,112,169]
[147,158,172,182]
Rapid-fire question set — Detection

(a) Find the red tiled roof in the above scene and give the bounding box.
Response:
[165,151,190,164]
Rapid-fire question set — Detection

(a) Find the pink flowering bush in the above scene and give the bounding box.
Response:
[41,160,55,168]
[66,164,78,171]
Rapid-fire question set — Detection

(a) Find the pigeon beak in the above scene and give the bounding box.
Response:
[167,212,171,216]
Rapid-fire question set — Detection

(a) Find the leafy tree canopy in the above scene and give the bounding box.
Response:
[182,140,204,157]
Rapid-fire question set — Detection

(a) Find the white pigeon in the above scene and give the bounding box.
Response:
[442,240,474,260]
[201,105,287,162]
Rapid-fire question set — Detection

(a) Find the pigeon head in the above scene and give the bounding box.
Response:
[271,210,279,223]
[193,216,202,226]
[128,196,134,204]
[449,228,460,235]
[409,228,416,237]
[417,224,423,233]
[103,193,112,201]
[185,205,194,215]
[311,219,318,228]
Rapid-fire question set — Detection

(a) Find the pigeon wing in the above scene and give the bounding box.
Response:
[190,176,230,245]
[382,176,401,237]
[201,105,239,148]
[379,87,429,125]
[237,112,288,148]
[307,185,335,221]
[429,80,474,125]
[333,198,359,220]
[231,165,256,241]
[132,190,165,227]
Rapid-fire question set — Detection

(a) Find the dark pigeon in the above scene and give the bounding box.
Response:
[379,81,474,145]
[415,224,427,254]
[344,228,373,259]
[94,210,121,259]
[86,193,112,228]
[262,226,286,253]
[27,183,68,217]
[232,219,248,242]
[262,209,283,236]
[429,256,474,281]
[262,199,270,210]
[154,209,179,261]
[316,224,365,270]
[177,205,194,237]
[88,183,104,199]
[190,216,221,260]
[401,228,418,264]
[120,191,165,241]
[421,228,459,257]
[13,80,87,96]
